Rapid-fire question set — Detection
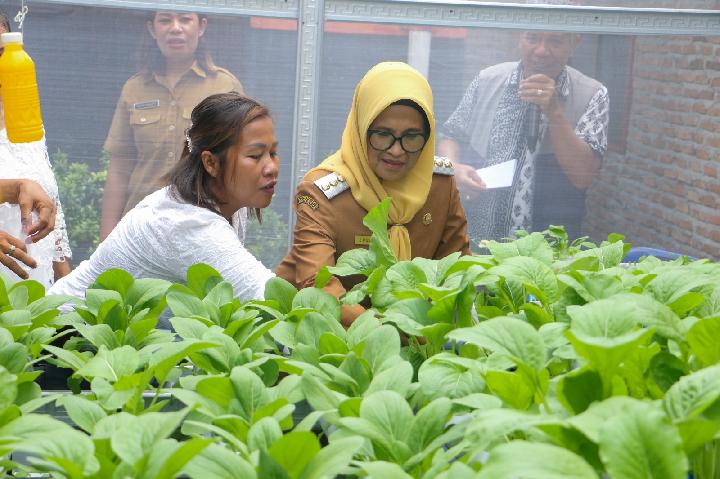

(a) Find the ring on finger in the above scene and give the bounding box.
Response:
[537,88,543,96]
[7,244,16,257]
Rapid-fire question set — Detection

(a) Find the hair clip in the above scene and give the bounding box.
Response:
[186,132,193,153]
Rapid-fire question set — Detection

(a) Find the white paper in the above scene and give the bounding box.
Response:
[475,159,516,189]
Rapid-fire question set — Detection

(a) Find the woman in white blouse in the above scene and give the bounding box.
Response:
[0,11,72,287]
[50,92,279,302]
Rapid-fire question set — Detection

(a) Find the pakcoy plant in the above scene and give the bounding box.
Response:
[2,199,720,478]
[305,200,720,477]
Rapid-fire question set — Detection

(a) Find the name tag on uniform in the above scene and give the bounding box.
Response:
[354,235,371,246]
[133,100,160,110]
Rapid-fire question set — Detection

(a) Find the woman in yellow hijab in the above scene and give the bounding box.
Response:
[277,62,470,325]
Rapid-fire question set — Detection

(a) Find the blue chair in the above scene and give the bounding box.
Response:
[623,246,694,263]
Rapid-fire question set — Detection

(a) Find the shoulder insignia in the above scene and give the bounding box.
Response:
[296,194,319,210]
[313,172,350,200]
[433,156,455,176]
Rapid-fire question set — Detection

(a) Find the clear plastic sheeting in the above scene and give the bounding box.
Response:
[0,0,717,270]
[1,4,297,267]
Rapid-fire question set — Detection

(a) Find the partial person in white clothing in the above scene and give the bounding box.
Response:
[0,11,72,286]
[0,178,57,279]
[50,92,279,303]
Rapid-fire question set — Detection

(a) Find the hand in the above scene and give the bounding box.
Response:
[454,162,486,201]
[0,231,36,279]
[518,74,559,113]
[16,179,56,242]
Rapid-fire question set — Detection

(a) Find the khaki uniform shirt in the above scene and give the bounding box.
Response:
[276,166,471,298]
[104,63,243,214]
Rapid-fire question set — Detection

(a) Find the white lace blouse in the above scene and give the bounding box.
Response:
[0,129,72,286]
[49,187,274,303]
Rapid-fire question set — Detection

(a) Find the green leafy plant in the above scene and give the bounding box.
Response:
[3,199,720,478]
[52,149,108,263]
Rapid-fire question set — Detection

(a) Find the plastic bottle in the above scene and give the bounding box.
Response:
[0,32,44,143]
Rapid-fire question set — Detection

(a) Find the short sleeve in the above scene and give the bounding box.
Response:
[442,74,482,144]
[215,68,245,96]
[575,85,610,157]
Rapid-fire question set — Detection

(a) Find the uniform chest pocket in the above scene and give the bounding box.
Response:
[130,109,162,126]
[129,110,162,154]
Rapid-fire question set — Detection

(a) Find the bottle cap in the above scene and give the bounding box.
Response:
[0,32,23,46]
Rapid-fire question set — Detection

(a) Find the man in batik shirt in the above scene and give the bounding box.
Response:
[439,30,609,243]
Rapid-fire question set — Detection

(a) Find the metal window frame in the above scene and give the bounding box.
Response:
[34,0,720,230]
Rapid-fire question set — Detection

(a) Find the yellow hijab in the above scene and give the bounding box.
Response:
[311,62,435,261]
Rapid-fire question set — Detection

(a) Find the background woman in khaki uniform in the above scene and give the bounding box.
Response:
[277,62,470,326]
[100,11,243,238]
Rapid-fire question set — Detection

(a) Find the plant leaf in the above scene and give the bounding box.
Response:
[362,389,413,434]
[299,436,363,479]
[269,431,320,479]
[407,397,452,454]
[598,400,687,479]
[486,232,554,264]
[292,288,341,323]
[557,367,603,414]
[687,317,720,367]
[361,325,401,373]
[91,268,134,298]
[57,394,107,434]
[186,263,223,297]
[264,277,297,314]
[449,316,546,371]
[573,240,625,269]
[484,369,533,410]
[0,366,17,410]
[75,345,139,382]
[110,410,187,467]
[358,461,413,479]
[489,256,559,302]
[183,443,256,479]
[329,248,376,277]
[418,353,485,401]
[363,197,396,268]
[248,416,283,452]
[663,364,720,422]
[477,441,598,479]
[365,360,413,397]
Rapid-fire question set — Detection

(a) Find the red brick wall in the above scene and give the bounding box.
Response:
[583,34,720,259]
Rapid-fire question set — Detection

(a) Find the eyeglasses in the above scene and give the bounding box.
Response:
[367,129,427,154]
